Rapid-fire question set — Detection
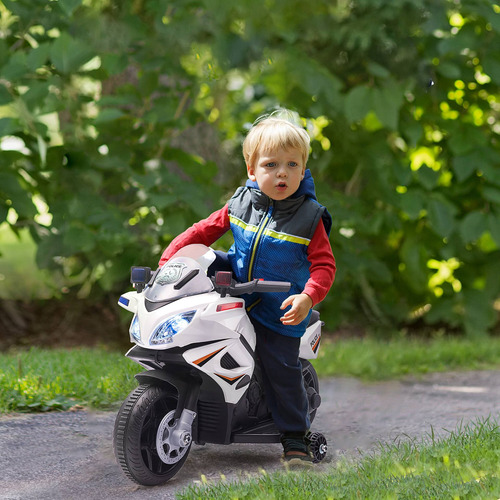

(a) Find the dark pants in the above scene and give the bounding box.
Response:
[209,250,310,433]
[251,318,310,434]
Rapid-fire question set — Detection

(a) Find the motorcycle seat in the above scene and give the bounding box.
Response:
[308,310,321,327]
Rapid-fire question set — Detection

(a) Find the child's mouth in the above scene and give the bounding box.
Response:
[276,182,287,190]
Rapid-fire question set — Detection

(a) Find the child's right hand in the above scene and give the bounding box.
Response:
[279,294,313,326]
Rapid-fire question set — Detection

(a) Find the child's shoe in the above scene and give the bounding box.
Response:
[280,432,313,467]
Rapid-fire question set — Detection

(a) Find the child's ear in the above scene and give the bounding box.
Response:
[247,164,256,181]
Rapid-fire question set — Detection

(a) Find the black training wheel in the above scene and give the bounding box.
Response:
[307,432,328,463]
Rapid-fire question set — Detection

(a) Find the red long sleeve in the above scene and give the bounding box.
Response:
[159,205,230,266]
[303,221,336,306]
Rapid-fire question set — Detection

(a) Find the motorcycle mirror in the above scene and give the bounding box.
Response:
[130,266,152,292]
[215,271,232,287]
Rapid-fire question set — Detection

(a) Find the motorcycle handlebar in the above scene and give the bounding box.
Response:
[228,279,291,296]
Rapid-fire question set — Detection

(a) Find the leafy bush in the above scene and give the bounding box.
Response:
[1,0,499,334]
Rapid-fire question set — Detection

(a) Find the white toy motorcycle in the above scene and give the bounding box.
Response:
[114,244,327,486]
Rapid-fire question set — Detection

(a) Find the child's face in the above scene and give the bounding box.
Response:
[247,147,305,201]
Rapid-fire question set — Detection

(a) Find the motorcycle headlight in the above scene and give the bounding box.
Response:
[129,315,141,344]
[150,311,196,345]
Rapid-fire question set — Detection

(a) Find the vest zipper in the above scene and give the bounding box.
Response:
[247,201,273,281]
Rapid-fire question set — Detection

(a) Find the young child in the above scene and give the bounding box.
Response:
[159,110,336,464]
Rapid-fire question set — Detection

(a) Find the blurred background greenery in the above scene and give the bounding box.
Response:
[1,0,500,346]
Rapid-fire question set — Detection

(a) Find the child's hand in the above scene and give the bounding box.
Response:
[280,294,313,326]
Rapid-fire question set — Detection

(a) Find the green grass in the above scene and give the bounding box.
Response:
[1,335,500,412]
[177,418,500,500]
[314,335,500,380]
[0,347,139,412]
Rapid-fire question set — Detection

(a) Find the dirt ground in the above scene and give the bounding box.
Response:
[1,370,500,500]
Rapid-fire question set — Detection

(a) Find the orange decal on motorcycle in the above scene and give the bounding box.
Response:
[193,347,225,367]
[312,336,321,354]
[215,373,245,385]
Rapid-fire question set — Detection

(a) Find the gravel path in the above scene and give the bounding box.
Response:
[1,371,500,500]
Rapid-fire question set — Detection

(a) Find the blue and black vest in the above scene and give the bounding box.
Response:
[227,170,331,338]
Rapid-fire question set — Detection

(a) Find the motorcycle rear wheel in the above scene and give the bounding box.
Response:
[301,359,320,422]
[113,384,191,486]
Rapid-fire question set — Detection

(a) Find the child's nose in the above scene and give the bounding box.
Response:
[277,164,287,176]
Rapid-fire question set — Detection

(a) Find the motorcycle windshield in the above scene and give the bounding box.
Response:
[145,245,215,303]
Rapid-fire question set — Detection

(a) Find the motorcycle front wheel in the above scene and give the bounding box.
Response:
[113,384,191,486]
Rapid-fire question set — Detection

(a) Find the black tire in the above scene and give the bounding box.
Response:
[307,431,328,463]
[113,384,191,486]
[301,359,321,423]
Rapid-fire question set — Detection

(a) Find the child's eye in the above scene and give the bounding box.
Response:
[288,161,298,167]
[265,162,277,167]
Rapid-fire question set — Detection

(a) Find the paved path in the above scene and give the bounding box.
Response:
[1,371,500,500]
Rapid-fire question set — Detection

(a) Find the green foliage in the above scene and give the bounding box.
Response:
[1,0,500,334]
[0,0,226,296]
[177,418,500,499]
[0,225,59,299]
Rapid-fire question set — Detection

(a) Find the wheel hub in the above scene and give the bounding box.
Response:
[307,431,328,463]
[156,409,195,464]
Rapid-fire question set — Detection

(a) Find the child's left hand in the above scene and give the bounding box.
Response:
[280,294,313,326]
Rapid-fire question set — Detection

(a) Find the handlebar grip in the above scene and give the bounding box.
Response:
[255,281,291,293]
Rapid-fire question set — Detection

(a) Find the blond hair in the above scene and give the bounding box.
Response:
[242,110,310,169]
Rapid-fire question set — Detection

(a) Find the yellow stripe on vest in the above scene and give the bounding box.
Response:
[229,215,310,246]
[263,228,311,246]
[229,215,258,233]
